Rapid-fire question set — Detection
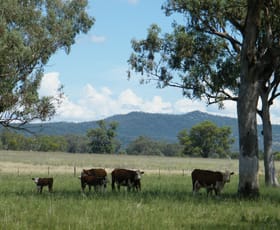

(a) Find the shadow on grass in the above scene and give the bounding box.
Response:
[1,178,280,204]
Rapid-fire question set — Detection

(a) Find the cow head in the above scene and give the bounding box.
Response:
[32,178,39,184]
[135,170,144,180]
[223,170,234,183]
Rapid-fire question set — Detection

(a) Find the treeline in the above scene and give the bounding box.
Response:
[0,120,242,158]
[0,130,89,153]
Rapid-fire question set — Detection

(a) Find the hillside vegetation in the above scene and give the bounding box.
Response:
[14,110,280,151]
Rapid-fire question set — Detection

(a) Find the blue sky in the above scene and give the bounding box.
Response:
[39,0,280,124]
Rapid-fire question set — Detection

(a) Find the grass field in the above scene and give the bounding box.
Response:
[0,151,280,229]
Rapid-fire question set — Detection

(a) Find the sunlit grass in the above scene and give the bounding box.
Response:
[0,173,280,229]
[0,151,280,229]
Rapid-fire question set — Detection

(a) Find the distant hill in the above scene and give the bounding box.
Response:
[21,110,280,152]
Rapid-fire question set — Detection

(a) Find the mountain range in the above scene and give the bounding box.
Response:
[23,110,280,152]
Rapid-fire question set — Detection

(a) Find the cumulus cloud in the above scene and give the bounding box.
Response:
[51,84,179,122]
[40,72,243,122]
[39,72,61,97]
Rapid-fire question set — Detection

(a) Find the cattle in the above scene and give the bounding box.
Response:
[80,168,108,190]
[111,168,144,191]
[79,175,107,192]
[32,177,53,194]
[191,169,234,196]
[81,168,107,178]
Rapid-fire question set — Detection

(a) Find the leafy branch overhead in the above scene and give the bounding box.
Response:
[128,1,280,108]
[128,0,280,195]
[0,0,94,127]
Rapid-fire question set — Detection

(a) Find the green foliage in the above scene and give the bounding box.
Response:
[0,0,94,127]
[126,136,182,156]
[0,129,68,152]
[87,120,120,154]
[178,121,234,158]
[128,1,242,106]
[64,134,90,153]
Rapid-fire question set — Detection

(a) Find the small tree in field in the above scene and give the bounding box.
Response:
[177,121,233,158]
[87,120,119,154]
[0,0,94,127]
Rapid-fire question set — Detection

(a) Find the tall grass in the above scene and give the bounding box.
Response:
[0,151,280,229]
[0,173,280,229]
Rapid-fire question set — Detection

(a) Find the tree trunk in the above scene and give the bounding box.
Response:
[237,0,262,197]
[261,97,279,186]
[237,80,260,197]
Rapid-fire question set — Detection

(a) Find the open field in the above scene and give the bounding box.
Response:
[0,150,240,175]
[1,151,280,229]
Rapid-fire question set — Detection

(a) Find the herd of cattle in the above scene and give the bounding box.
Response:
[32,168,234,196]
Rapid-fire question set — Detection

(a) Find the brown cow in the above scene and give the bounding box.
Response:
[79,175,107,192]
[32,177,53,194]
[191,169,234,196]
[111,168,144,191]
[81,168,108,191]
[81,168,107,178]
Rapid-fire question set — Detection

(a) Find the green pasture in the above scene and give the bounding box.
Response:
[0,151,280,229]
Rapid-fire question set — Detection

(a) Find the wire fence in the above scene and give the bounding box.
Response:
[3,166,194,177]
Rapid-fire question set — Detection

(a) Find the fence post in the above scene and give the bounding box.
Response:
[48,167,50,176]
[74,165,76,177]
[182,169,185,176]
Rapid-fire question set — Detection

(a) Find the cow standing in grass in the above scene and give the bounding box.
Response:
[191,169,234,196]
[32,177,53,194]
[111,168,144,191]
[80,168,107,192]
[80,175,107,192]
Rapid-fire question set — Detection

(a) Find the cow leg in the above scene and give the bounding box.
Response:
[193,180,200,195]
[39,186,43,194]
[81,182,86,192]
[48,184,52,193]
[206,187,213,196]
[112,179,115,191]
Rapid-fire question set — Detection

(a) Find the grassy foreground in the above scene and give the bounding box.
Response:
[0,151,280,229]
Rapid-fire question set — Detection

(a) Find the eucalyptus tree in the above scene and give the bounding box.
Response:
[0,0,94,127]
[87,120,119,154]
[128,0,280,196]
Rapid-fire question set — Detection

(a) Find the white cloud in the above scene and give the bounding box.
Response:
[40,72,243,122]
[173,99,207,114]
[51,83,186,122]
[90,35,106,43]
[39,72,61,97]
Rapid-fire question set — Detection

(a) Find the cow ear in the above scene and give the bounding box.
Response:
[231,172,234,175]
[141,171,144,174]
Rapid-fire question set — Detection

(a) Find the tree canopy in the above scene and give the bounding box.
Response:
[87,120,120,154]
[0,0,94,127]
[178,121,233,158]
[128,0,280,196]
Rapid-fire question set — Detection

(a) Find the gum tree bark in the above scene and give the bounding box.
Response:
[237,0,262,196]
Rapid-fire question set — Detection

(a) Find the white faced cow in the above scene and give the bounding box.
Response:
[79,168,108,192]
[32,177,53,194]
[191,169,234,196]
[111,168,144,191]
